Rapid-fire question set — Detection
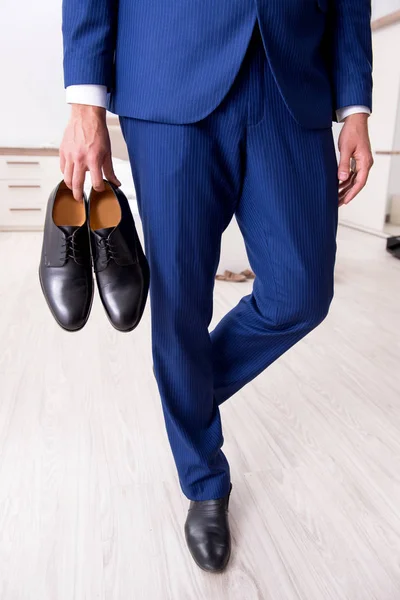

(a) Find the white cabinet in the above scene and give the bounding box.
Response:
[0,151,60,230]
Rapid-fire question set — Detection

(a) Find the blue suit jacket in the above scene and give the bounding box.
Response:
[62,0,373,129]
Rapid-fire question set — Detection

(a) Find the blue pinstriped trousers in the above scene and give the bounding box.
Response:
[120,23,338,501]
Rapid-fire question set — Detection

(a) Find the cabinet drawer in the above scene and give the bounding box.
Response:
[0,181,49,207]
[0,155,60,181]
[0,181,48,229]
[0,204,45,229]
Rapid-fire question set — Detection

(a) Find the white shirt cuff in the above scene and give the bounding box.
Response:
[336,105,371,122]
[66,85,108,108]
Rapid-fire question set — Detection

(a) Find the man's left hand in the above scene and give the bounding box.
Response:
[337,113,373,207]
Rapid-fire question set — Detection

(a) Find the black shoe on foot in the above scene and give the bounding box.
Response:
[39,181,93,331]
[184,484,232,573]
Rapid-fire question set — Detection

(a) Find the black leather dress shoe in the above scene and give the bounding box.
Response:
[39,181,93,331]
[184,484,232,573]
[88,181,150,332]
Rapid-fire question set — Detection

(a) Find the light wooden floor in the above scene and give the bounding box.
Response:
[0,226,400,600]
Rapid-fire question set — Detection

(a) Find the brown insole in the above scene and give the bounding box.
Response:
[90,184,121,231]
[53,183,86,227]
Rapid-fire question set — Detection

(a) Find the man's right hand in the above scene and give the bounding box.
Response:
[60,104,121,202]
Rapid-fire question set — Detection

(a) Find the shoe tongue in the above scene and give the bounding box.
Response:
[59,225,80,237]
[95,227,114,239]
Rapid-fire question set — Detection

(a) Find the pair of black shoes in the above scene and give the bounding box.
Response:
[39,180,149,332]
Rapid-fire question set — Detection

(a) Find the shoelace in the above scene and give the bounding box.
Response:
[61,234,84,265]
[98,237,119,266]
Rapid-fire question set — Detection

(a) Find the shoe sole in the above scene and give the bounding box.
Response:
[38,268,94,333]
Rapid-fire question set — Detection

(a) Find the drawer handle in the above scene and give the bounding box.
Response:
[8,184,41,189]
[6,161,40,165]
[375,151,400,155]
[9,208,42,212]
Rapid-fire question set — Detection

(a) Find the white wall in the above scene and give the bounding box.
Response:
[337,19,400,233]
[0,0,68,148]
[387,86,400,200]
[372,0,400,20]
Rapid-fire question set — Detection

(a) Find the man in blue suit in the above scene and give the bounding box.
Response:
[61,0,373,572]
